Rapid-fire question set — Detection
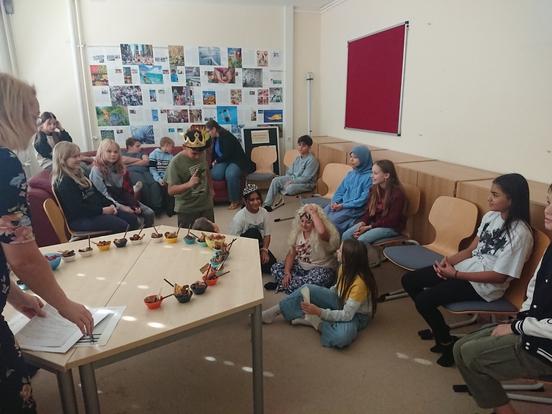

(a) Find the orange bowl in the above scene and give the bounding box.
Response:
[144,295,162,309]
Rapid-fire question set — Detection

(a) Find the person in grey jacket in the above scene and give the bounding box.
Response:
[263,135,319,211]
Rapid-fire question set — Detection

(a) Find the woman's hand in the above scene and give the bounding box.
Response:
[119,205,135,214]
[353,223,370,238]
[57,300,94,335]
[9,289,45,319]
[102,205,117,215]
[491,324,513,337]
[282,271,292,288]
[132,206,142,215]
[260,249,270,264]
[331,203,343,212]
[433,259,456,280]
[301,302,321,316]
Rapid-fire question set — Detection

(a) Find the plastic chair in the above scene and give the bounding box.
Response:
[246,145,277,188]
[300,163,352,209]
[43,198,110,244]
[283,149,299,169]
[370,183,421,266]
[379,196,478,301]
[444,228,549,323]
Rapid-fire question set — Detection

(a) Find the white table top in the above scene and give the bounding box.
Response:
[7,225,264,370]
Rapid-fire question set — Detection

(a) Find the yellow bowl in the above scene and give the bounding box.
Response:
[97,243,111,251]
[165,236,178,244]
[206,236,225,249]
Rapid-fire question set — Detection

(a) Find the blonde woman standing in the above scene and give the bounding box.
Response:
[0,73,92,413]
[52,142,138,233]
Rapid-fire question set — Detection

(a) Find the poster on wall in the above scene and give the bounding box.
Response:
[87,43,284,146]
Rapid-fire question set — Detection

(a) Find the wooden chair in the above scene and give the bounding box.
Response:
[299,163,352,209]
[283,149,299,169]
[370,183,421,266]
[43,198,109,244]
[380,196,478,301]
[246,145,278,189]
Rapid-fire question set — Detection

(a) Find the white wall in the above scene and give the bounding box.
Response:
[293,10,320,140]
[320,0,552,183]
[9,0,292,151]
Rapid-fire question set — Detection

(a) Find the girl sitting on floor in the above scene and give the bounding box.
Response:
[401,173,534,367]
[52,142,139,233]
[267,203,340,294]
[89,139,154,228]
[229,184,276,274]
[323,146,373,234]
[262,239,377,348]
[342,159,406,245]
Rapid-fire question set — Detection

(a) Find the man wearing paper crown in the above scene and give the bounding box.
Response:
[165,128,215,228]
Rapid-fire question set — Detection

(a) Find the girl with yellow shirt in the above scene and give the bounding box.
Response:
[262,239,377,348]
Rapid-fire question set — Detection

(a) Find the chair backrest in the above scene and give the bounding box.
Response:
[504,228,550,309]
[425,196,478,256]
[321,163,352,199]
[283,149,299,169]
[251,146,277,174]
[401,183,421,238]
[43,198,69,243]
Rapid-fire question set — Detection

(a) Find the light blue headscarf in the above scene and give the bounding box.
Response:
[350,145,373,174]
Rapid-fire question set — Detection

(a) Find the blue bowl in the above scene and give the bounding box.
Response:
[183,235,196,245]
[44,253,62,270]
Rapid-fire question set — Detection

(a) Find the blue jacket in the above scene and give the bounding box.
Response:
[332,145,373,208]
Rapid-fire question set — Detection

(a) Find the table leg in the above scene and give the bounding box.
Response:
[56,370,78,414]
[79,364,101,414]
[251,304,264,414]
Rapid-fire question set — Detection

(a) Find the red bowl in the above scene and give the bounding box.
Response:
[144,295,162,309]
[204,276,218,286]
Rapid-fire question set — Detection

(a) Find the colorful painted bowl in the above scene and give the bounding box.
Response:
[144,294,162,310]
[183,235,196,245]
[44,253,62,270]
[191,281,208,295]
[96,241,111,251]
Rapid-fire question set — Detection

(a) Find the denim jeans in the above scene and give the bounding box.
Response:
[264,176,314,207]
[211,162,242,202]
[342,225,398,245]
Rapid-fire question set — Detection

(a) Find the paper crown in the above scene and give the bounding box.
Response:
[242,183,259,197]
[181,129,208,149]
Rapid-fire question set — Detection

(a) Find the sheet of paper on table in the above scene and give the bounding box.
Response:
[75,306,125,347]
[9,304,114,353]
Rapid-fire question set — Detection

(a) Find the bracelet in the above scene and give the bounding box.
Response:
[454,270,458,279]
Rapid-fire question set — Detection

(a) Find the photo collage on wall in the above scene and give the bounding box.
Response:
[88,44,284,146]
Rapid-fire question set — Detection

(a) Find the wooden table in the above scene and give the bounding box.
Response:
[457,179,552,238]
[310,135,350,159]
[8,226,264,414]
[371,150,433,164]
[396,161,498,244]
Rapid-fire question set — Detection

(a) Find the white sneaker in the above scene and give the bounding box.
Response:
[133,181,143,193]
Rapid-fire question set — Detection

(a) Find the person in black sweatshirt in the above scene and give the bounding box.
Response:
[34,112,73,170]
[51,142,138,233]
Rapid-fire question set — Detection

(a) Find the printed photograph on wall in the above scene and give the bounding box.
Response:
[100,129,115,139]
[217,106,238,125]
[198,47,221,65]
[110,86,143,106]
[167,109,189,123]
[149,89,157,102]
[130,125,155,144]
[96,106,130,126]
[172,86,194,106]
[230,89,242,105]
[228,47,242,68]
[243,68,263,87]
[189,109,203,123]
[123,66,132,84]
[168,45,185,67]
[151,109,159,122]
[185,66,201,86]
[139,64,164,84]
[120,43,154,65]
[263,109,283,123]
[269,87,282,103]
[257,89,269,105]
[256,50,268,67]
[90,65,109,86]
[202,91,216,105]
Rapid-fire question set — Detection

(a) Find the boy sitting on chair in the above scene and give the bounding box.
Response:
[263,135,319,212]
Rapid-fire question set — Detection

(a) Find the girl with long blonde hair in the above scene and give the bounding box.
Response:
[52,142,138,232]
[266,203,340,294]
[89,139,154,227]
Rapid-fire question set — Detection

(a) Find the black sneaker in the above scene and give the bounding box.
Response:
[264,282,277,290]
[264,206,273,212]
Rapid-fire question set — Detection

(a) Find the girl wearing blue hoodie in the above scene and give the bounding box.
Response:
[323,146,373,234]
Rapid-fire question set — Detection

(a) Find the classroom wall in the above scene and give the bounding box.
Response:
[293,10,320,140]
[320,0,552,183]
[8,0,298,152]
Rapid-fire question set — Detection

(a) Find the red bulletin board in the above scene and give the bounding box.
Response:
[345,22,409,135]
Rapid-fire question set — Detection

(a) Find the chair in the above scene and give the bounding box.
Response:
[370,183,421,267]
[43,198,110,243]
[246,145,278,188]
[300,163,352,209]
[379,196,478,301]
[444,228,549,324]
[283,149,299,169]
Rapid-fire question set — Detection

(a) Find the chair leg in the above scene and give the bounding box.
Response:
[506,392,552,404]
[449,314,479,329]
[378,290,408,302]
